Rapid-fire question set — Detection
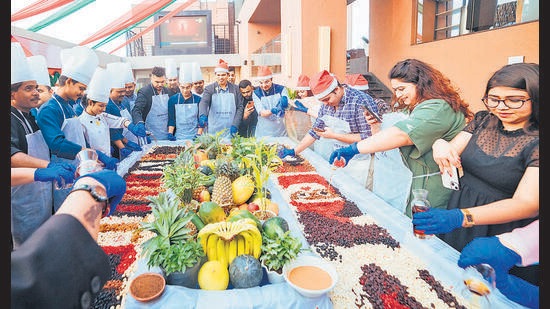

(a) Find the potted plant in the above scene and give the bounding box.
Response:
[240,139,282,220]
[140,191,206,288]
[259,230,303,284]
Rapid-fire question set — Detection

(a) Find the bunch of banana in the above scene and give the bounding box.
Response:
[198,218,262,268]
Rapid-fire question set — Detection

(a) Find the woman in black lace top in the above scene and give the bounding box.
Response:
[412,63,539,285]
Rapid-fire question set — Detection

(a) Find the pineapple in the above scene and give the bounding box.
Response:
[192,185,208,201]
[211,159,241,211]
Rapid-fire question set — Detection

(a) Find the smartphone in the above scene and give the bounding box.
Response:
[442,166,460,190]
[246,101,254,109]
[362,105,383,123]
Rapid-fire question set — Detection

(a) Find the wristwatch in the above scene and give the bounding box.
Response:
[461,209,475,227]
[70,183,110,217]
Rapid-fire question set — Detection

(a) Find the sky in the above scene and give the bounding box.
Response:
[11,0,138,56]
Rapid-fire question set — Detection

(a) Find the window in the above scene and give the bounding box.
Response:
[415,0,538,44]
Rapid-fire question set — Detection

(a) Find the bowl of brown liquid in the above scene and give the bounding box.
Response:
[283,254,338,298]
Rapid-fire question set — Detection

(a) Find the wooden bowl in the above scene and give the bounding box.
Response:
[129,272,166,302]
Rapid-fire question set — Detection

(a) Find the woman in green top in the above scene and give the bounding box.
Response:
[329,59,473,217]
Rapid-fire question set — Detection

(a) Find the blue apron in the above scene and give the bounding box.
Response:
[145,85,170,140]
[51,97,86,212]
[255,92,287,138]
[208,90,236,137]
[174,95,199,141]
[11,110,53,249]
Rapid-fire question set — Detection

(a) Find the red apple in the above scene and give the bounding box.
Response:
[198,189,211,202]
[247,202,260,212]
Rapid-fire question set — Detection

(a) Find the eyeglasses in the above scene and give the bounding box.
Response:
[319,89,337,102]
[482,96,531,109]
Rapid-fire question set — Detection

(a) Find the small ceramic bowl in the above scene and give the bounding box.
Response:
[129,272,166,302]
[283,254,338,298]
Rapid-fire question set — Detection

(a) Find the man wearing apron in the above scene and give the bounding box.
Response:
[104,62,143,159]
[121,62,139,144]
[198,59,244,139]
[80,67,147,161]
[165,58,181,97]
[36,46,117,212]
[167,62,202,141]
[253,66,290,138]
[191,62,205,97]
[10,43,76,249]
[132,66,170,141]
[278,70,378,183]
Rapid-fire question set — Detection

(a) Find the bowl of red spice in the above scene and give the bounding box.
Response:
[129,272,166,302]
[283,254,338,298]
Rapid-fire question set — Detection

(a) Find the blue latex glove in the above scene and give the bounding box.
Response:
[119,147,132,158]
[76,170,127,216]
[458,236,522,273]
[198,115,208,128]
[34,164,76,187]
[279,96,289,109]
[230,125,238,137]
[328,142,359,165]
[496,272,539,309]
[411,208,463,235]
[47,161,76,174]
[97,150,119,170]
[293,100,309,113]
[270,106,285,117]
[146,136,152,144]
[125,141,142,152]
[278,147,295,159]
[167,132,177,141]
[128,122,147,137]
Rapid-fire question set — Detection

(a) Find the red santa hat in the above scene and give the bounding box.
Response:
[256,66,273,80]
[346,74,369,90]
[214,59,229,73]
[295,74,310,91]
[309,70,339,99]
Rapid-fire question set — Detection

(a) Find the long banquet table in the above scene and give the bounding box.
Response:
[118,138,526,309]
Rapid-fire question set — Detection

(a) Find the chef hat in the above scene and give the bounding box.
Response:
[121,62,135,84]
[346,74,369,90]
[165,58,178,79]
[86,67,111,103]
[309,70,339,99]
[105,62,127,89]
[214,59,229,73]
[295,74,310,90]
[27,55,51,86]
[11,42,34,85]
[60,46,98,86]
[191,62,204,82]
[179,62,195,84]
[256,66,273,80]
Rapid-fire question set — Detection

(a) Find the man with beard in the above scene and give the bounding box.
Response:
[237,79,257,137]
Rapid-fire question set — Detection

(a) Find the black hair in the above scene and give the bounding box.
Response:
[239,79,252,89]
[151,66,166,77]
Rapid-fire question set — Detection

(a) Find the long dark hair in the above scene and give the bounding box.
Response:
[389,59,473,121]
[484,63,539,131]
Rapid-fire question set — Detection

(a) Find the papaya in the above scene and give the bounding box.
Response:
[198,201,226,224]
[226,209,262,231]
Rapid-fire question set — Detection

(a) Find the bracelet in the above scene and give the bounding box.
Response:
[461,209,475,227]
[70,183,110,217]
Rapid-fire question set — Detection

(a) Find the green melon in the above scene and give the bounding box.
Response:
[262,216,289,239]
[198,201,226,224]
[228,254,263,289]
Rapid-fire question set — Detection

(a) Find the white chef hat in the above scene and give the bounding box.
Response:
[60,46,98,86]
[86,67,111,103]
[11,42,34,85]
[191,62,204,82]
[165,58,178,79]
[105,62,127,89]
[27,55,51,87]
[179,62,195,84]
[121,62,134,84]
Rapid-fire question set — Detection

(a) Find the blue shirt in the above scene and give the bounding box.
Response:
[310,86,377,140]
[36,93,83,159]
